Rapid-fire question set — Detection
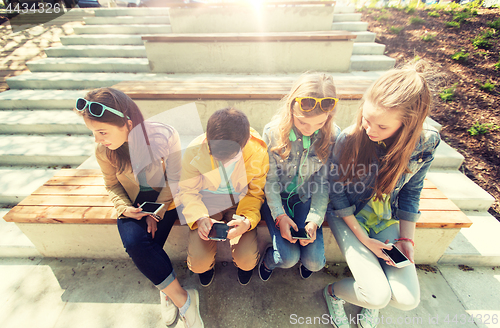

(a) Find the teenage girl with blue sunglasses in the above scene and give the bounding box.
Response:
[259,73,340,281]
[74,87,204,328]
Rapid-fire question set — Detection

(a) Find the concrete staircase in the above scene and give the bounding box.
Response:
[1,6,498,266]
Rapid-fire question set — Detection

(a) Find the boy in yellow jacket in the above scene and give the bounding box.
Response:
[179,107,269,286]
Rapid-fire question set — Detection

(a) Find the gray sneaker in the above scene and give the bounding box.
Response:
[323,285,349,328]
[180,289,204,328]
[358,308,380,328]
[160,291,178,326]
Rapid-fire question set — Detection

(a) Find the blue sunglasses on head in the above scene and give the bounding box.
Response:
[76,98,130,120]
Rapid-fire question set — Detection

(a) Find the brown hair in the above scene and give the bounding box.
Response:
[206,107,250,161]
[339,63,432,200]
[74,87,145,174]
[270,72,337,163]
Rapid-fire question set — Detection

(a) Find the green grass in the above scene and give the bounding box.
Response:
[427,11,440,17]
[405,6,416,14]
[445,21,461,28]
[472,31,494,50]
[389,26,404,34]
[451,51,470,61]
[488,18,500,30]
[478,81,496,92]
[421,33,436,42]
[409,16,426,25]
[376,14,391,22]
[453,12,471,24]
[467,122,500,136]
[495,59,500,70]
[439,85,457,102]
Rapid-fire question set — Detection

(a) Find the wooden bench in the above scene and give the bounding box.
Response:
[4,169,472,264]
[142,31,356,74]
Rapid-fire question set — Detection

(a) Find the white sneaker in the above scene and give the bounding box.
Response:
[160,291,178,326]
[323,285,349,328]
[180,289,204,328]
[358,308,380,328]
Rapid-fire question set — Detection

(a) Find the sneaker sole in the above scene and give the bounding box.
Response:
[258,244,273,282]
[323,285,342,328]
[238,271,253,286]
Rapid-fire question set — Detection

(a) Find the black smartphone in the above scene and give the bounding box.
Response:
[139,202,164,215]
[382,244,411,268]
[208,222,230,241]
[290,227,311,240]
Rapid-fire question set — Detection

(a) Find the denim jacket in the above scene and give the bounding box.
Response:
[328,122,441,223]
[263,122,340,227]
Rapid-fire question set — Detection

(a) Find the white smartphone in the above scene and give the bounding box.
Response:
[382,244,412,268]
[139,202,165,215]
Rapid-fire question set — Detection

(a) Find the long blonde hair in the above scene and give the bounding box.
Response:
[339,64,432,200]
[269,73,337,163]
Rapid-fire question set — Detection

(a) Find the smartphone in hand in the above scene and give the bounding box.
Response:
[382,244,411,268]
[290,227,311,240]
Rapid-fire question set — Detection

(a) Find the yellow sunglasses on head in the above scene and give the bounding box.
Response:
[295,97,339,112]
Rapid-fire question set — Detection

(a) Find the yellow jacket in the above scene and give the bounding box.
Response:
[178,128,269,230]
[96,122,181,220]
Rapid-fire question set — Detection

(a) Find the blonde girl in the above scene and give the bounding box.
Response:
[74,88,203,328]
[323,65,440,328]
[259,73,340,281]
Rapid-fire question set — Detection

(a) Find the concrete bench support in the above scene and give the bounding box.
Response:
[143,32,355,74]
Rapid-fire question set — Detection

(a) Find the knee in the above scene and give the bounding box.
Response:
[232,245,258,270]
[275,248,300,269]
[362,284,392,309]
[391,293,420,311]
[301,258,325,272]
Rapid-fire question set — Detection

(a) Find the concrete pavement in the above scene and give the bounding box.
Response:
[1,254,499,328]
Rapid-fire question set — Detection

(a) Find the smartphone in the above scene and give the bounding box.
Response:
[139,202,165,215]
[382,244,412,268]
[290,227,311,240]
[208,222,230,241]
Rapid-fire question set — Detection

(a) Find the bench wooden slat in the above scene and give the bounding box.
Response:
[32,185,108,196]
[418,211,472,228]
[51,169,103,177]
[420,188,448,199]
[4,206,116,224]
[418,198,460,211]
[142,31,356,42]
[423,179,437,189]
[44,176,108,186]
[18,195,113,207]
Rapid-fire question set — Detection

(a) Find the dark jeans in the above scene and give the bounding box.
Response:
[117,190,178,290]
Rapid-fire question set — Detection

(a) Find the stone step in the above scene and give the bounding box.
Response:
[332,13,362,22]
[352,42,385,55]
[27,57,150,73]
[45,45,147,58]
[426,171,495,212]
[333,4,356,13]
[73,24,172,34]
[0,135,95,166]
[352,31,376,43]
[0,110,89,135]
[6,72,149,90]
[0,90,85,109]
[431,141,464,170]
[60,34,144,45]
[439,212,500,266]
[426,116,442,132]
[331,21,368,32]
[350,55,396,71]
[93,7,170,16]
[6,71,384,90]
[0,209,41,257]
[83,15,170,25]
[0,168,60,205]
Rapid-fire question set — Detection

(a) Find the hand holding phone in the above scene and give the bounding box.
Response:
[208,222,230,241]
[139,202,164,217]
[290,227,311,240]
[382,244,412,268]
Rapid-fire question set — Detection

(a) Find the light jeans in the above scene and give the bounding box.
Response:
[327,213,420,311]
